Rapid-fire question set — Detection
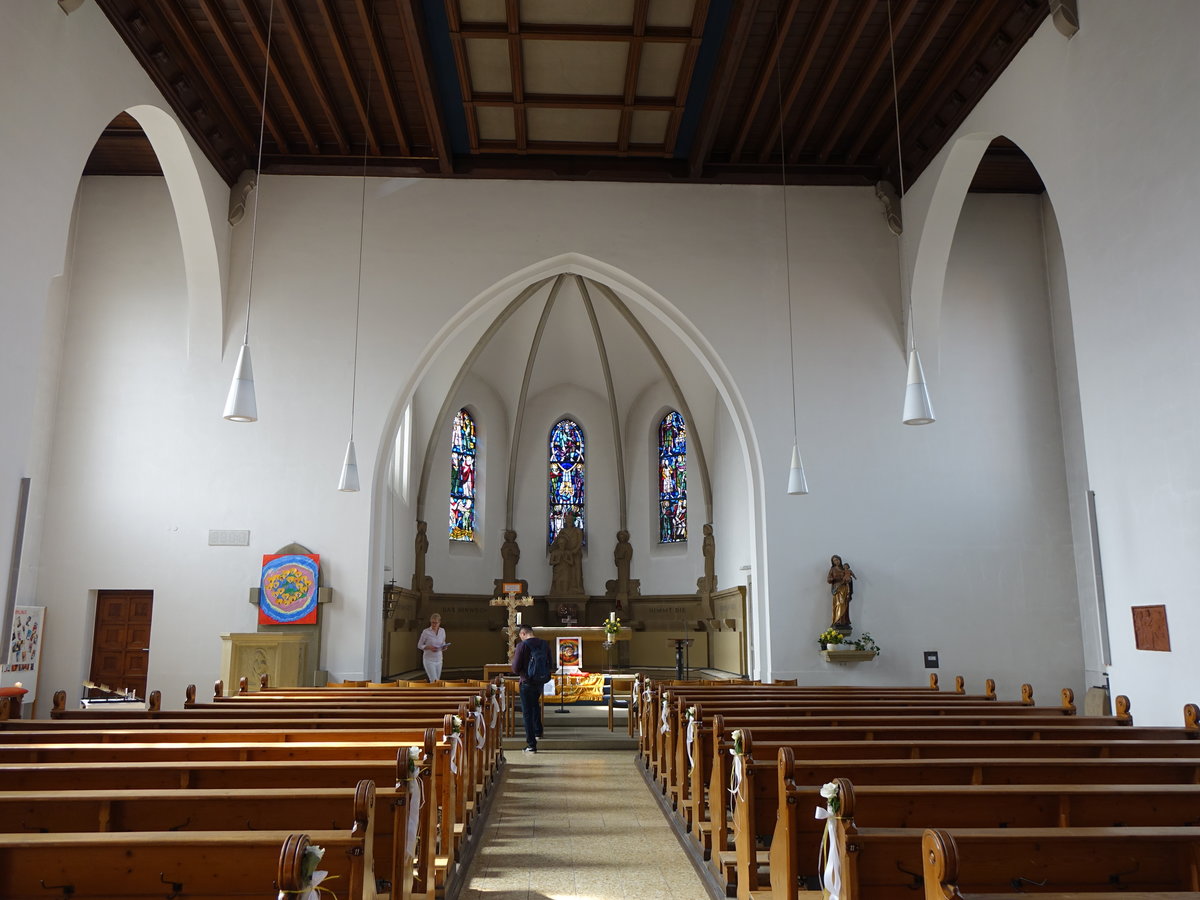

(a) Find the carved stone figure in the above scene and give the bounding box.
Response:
[412,520,433,595]
[500,530,520,582]
[605,529,640,604]
[827,555,856,627]
[549,517,584,597]
[696,523,717,595]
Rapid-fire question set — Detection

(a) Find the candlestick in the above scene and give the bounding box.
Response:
[609,611,616,622]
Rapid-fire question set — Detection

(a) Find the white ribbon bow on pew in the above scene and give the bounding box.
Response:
[448,731,463,774]
[727,746,744,816]
[685,716,696,769]
[814,805,842,900]
[660,700,671,734]
[476,710,487,750]
[405,751,424,863]
[490,695,500,729]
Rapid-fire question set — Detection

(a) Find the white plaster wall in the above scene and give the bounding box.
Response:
[902,3,1200,724]
[32,170,1081,709]
[0,2,229,631]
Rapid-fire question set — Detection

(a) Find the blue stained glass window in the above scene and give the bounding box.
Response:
[449,409,477,541]
[658,411,687,542]
[548,418,585,544]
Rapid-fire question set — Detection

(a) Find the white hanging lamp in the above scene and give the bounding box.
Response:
[339,5,373,492]
[223,0,276,422]
[774,17,808,495]
[886,0,935,426]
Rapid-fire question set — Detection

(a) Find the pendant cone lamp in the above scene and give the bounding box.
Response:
[338,0,374,492]
[886,0,935,426]
[223,0,276,422]
[774,14,808,495]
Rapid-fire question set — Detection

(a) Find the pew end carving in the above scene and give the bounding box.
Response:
[954,675,965,694]
[185,684,196,704]
[984,678,996,700]
[148,690,161,711]
[1020,683,1034,705]
[929,674,939,691]
[238,676,249,695]
[213,679,223,699]
[260,673,269,691]
[1116,694,1132,724]
[921,828,963,900]
[1061,687,1076,713]
[1185,702,1198,732]
[53,690,66,713]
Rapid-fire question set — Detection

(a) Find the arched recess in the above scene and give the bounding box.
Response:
[904,131,998,368]
[123,104,226,359]
[362,253,772,680]
[908,131,1105,685]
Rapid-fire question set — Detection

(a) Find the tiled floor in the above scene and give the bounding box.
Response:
[458,750,709,900]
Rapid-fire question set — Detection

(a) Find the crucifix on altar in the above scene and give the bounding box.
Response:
[490,585,534,658]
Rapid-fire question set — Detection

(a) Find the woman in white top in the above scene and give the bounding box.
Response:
[417,613,449,682]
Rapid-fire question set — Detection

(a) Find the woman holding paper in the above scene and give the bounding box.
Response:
[417,613,450,682]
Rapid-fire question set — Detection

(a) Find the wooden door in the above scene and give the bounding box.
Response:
[88,591,152,699]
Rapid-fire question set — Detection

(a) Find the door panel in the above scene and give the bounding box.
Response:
[88,591,152,699]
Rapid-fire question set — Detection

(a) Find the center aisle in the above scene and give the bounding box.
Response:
[458,750,709,900]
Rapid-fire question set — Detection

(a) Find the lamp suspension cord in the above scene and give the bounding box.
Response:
[349,5,375,442]
[886,0,917,353]
[775,15,799,446]
[243,0,275,345]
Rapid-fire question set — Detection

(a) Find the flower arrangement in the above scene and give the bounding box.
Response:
[731,728,744,756]
[449,714,463,734]
[604,616,621,636]
[817,629,881,655]
[683,705,698,722]
[820,781,841,815]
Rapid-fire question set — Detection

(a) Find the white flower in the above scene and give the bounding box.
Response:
[820,781,839,801]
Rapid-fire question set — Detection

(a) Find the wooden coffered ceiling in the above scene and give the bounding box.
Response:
[88,0,1049,192]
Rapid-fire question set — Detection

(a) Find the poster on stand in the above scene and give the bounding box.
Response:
[2,605,45,703]
[556,636,582,674]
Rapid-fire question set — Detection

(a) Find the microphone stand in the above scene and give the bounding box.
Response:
[554,659,570,714]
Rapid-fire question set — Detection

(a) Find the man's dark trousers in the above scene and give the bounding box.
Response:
[519,680,543,750]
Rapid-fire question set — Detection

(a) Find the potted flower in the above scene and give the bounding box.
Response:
[817,627,846,650]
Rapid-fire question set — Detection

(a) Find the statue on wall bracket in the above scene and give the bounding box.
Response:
[493,529,528,597]
[827,554,856,630]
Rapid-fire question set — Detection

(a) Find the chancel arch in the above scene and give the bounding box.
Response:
[374,255,766,681]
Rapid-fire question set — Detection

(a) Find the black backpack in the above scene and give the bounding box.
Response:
[525,639,552,685]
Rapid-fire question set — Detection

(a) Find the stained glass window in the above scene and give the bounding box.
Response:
[449,409,477,541]
[658,411,687,542]
[548,418,585,544]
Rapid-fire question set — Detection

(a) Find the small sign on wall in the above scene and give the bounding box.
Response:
[923,651,939,668]
[1131,604,1170,651]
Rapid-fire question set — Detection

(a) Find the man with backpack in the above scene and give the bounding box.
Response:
[510,624,552,753]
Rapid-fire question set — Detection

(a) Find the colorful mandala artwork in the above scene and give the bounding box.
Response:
[259,553,320,625]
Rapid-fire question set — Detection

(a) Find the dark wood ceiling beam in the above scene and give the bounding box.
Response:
[617,0,650,153]
[816,0,920,162]
[458,23,693,42]
[473,93,676,110]
[264,152,881,185]
[506,0,527,151]
[192,0,287,153]
[734,0,836,165]
[665,0,709,152]
[727,0,802,164]
[395,0,455,174]
[350,0,411,156]
[230,0,320,153]
[314,0,380,155]
[686,0,761,177]
[442,0,480,152]
[769,0,874,164]
[848,0,994,165]
[274,0,350,154]
[724,0,801,164]
[145,1,259,152]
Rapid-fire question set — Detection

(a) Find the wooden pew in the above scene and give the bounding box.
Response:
[0,785,379,899]
[920,827,1200,900]
[765,771,1200,900]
